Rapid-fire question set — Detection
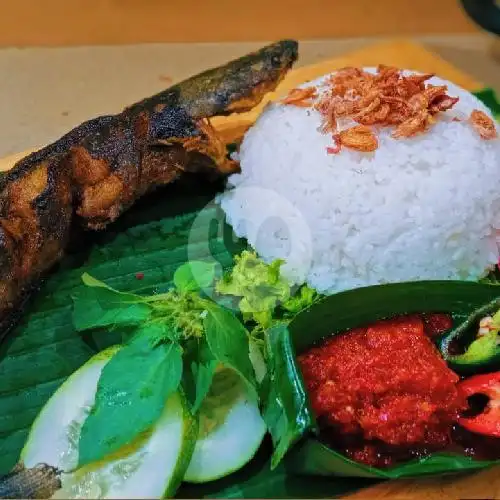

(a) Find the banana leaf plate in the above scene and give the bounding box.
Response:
[0,88,498,499]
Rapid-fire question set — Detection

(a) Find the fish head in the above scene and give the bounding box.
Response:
[242,39,299,86]
[176,40,299,118]
[214,39,299,116]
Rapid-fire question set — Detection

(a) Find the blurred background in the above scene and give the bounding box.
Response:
[0,0,498,157]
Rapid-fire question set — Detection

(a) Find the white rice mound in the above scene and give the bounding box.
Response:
[217,69,500,294]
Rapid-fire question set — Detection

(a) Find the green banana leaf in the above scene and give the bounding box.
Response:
[178,438,372,499]
[278,280,500,479]
[0,180,245,473]
[0,87,497,499]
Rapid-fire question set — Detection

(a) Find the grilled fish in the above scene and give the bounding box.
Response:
[0,39,298,345]
[0,464,60,499]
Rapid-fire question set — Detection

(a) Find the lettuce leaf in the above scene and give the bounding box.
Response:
[215,251,316,330]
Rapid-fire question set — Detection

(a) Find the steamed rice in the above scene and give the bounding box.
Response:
[217,70,500,294]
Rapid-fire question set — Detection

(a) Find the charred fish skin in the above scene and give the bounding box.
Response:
[22,40,297,231]
[127,39,299,119]
[0,463,61,499]
[0,40,298,342]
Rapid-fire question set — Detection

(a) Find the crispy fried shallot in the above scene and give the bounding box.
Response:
[281,87,318,107]
[339,125,378,153]
[281,66,497,154]
[469,109,498,140]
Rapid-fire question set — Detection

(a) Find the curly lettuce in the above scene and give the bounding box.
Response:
[215,251,317,331]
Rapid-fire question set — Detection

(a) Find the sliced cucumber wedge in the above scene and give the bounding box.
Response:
[184,366,266,483]
[21,346,197,499]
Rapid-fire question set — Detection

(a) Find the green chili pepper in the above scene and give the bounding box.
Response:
[438,297,500,374]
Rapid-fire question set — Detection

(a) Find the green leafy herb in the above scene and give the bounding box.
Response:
[73,275,206,341]
[147,290,206,339]
[282,285,317,314]
[173,261,217,293]
[72,261,263,460]
[78,333,183,466]
[132,321,179,345]
[182,338,218,413]
[216,251,290,329]
[260,323,316,469]
[72,274,152,332]
[203,302,257,395]
[72,254,316,470]
[249,337,267,384]
[215,251,317,334]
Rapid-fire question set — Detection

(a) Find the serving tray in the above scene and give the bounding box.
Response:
[0,40,499,499]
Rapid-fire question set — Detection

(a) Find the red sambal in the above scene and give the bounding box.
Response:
[298,314,466,467]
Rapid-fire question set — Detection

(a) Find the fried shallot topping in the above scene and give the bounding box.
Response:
[338,125,378,152]
[469,109,498,140]
[281,66,497,154]
[281,87,318,107]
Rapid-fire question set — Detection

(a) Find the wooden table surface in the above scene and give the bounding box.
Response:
[0,0,480,47]
[1,39,499,499]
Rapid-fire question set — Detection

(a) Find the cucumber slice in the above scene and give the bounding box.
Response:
[21,346,121,470]
[21,346,197,499]
[184,366,266,483]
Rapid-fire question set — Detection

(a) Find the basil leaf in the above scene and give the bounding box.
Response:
[72,274,152,332]
[203,303,257,393]
[78,333,183,466]
[182,338,218,414]
[132,321,179,345]
[249,337,267,384]
[261,323,316,469]
[174,261,216,293]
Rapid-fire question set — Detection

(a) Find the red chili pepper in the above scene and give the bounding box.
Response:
[135,272,145,280]
[457,371,500,438]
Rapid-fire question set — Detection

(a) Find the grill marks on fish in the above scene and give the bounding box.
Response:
[0,40,298,345]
